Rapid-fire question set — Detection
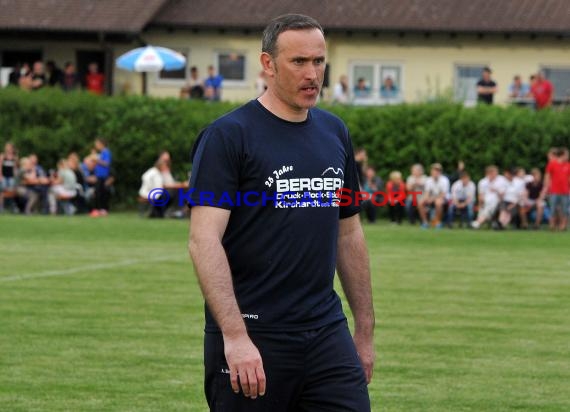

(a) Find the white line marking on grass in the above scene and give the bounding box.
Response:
[0,254,184,282]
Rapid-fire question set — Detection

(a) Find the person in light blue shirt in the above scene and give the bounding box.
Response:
[508,75,530,98]
[380,76,399,99]
[204,65,223,101]
[353,77,371,98]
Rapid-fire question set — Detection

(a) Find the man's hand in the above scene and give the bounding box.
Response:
[224,333,266,399]
[354,332,375,384]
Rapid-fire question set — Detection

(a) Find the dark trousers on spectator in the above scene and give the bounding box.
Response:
[95,178,110,211]
[389,203,404,224]
[361,200,377,223]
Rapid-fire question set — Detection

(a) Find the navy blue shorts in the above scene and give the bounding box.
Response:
[204,320,370,411]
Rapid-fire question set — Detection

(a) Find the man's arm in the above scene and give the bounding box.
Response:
[336,214,375,383]
[188,206,266,399]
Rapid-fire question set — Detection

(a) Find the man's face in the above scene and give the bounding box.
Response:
[431,168,441,178]
[461,175,470,185]
[482,71,491,81]
[266,28,326,111]
[33,62,44,75]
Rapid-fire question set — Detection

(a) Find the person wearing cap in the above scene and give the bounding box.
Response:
[476,67,497,105]
[418,163,450,229]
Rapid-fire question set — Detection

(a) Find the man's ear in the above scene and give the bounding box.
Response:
[260,52,275,77]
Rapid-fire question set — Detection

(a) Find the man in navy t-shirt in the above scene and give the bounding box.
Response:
[188,14,374,411]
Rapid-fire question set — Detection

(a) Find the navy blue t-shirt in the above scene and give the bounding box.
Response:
[189,100,361,332]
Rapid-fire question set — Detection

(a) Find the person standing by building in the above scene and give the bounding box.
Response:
[476,67,497,105]
[188,14,374,410]
[531,71,554,110]
[332,74,349,104]
[204,65,223,101]
[85,62,105,95]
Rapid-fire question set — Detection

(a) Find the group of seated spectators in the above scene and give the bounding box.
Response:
[179,65,224,101]
[0,138,113,216]
[356,146,570,231]
[7,60,105,94]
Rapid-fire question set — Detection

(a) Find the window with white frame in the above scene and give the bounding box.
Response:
[350,62,403,101]
[216,52,247,84]
[542,67,570,101]
[157,49,189,82]
[455,65,486,104]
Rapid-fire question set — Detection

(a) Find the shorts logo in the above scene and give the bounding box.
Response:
[242,313,259,320]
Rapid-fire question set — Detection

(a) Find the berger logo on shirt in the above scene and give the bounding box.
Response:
[265,165,343,208]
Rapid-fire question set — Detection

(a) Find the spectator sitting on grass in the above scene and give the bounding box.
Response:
[0,141,19,212]
[418,163,449,229]
[447,171,475,228]
[139,159,170,218]
[16,156,48,214]
[29,153,49,213]
[405,163,426,225]
[498,168,524,229]
[48,159,77,215]
[81,155,98,207]
[67,152,87,212]
[360,166,383,224]
[519,168,545,230]
[386,170,405,224]
[471,165,508,229]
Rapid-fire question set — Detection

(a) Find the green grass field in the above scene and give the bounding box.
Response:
[1,214,569,411]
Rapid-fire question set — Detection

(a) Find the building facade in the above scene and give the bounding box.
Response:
[1,0,569,105]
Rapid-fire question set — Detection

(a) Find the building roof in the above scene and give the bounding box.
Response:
[153,0,570,35]
[0,0,568,35]
[0,0,169,33]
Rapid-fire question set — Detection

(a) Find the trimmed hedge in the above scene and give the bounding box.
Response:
[1,87,569,206]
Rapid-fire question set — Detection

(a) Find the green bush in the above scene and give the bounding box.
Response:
[1,88,569,206]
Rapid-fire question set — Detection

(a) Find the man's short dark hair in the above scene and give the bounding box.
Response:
[483,67,492,74]
[459,171,469,179]
[262,14,323,57]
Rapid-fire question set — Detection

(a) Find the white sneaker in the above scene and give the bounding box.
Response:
[471,221,480,229]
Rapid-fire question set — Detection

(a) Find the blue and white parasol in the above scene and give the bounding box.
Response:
[116,45,186,72]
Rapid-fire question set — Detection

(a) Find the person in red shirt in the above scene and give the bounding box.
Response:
[542,147,570,230]
[530,71,554,110]
[85,62,105,95]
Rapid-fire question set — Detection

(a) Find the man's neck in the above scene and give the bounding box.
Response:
[258,92,309,123]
